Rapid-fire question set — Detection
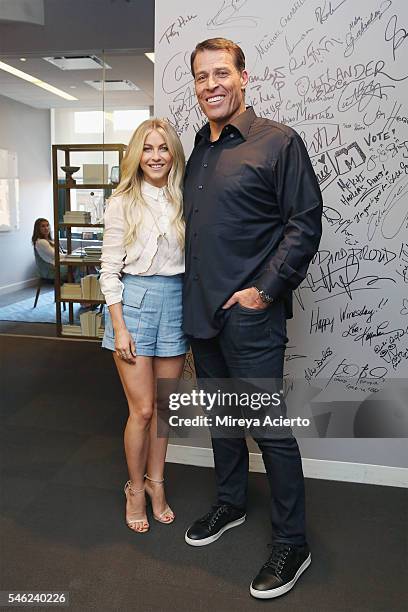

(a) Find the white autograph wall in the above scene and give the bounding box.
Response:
[154,0,408,481]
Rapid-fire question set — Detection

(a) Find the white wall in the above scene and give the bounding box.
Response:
[0,94,52,293]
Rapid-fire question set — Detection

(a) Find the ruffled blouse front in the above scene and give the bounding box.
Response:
[99,181,184,306]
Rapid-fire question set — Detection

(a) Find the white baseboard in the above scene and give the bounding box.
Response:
[167,444,408,488]
[0,277,37,296]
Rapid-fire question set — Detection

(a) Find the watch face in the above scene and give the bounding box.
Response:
[260,290,273,303]
[254,287,273,303]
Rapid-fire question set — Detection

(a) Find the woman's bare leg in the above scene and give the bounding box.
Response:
[145,354,186,519]
[113,353,154,531]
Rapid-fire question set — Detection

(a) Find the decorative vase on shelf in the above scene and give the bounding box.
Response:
[61,165,80,187]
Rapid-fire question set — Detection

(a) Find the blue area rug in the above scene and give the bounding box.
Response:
[0,291,81,324]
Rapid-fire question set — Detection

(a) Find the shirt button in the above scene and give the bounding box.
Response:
[210,144,214,148]
[203,163,208,167]
[229,133,235,138]
[193,274,199,280]
[193,232,197,237]
[194,208,199,212]
[193,255,198,260]
[198,185,203,189]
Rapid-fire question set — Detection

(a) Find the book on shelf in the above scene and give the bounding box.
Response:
[84,246,102,253]
[80,274,104,300]
[63,210,91,216]
[63,211,92,224]
[63,213,91,218]
[79,310,105,336]
[79,311,91,336]
[62,320,104,338]
[80,275,92,299]
[62,324,82,336]
[95,312,103,337]
[84,245,102,251]
[84,245,102,262]
[60,283,82,299]
[63,220,92,225]
[60,253,85,263]
[61,278,104,300]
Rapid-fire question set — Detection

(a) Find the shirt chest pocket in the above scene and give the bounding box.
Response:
[212,156,252,212]
[215,152,248,179]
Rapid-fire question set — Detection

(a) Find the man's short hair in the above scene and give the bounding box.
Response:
[190,38,246,77]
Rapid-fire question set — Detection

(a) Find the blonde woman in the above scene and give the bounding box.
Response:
[100,119,188,533]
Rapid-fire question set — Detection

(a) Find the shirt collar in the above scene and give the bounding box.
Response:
[195,106,256,145]
[141,180,166,201]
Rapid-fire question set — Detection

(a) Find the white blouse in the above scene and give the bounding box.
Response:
[99,181,184,306]
[35,239,55,265]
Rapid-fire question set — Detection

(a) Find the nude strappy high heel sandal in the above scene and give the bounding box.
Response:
[123,480,150,533]
[144,475,175,524]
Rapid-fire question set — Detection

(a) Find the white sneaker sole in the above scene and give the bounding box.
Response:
[250,553,311,599]
[185,515,246,547]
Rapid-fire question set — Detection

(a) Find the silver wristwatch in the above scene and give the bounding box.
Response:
[254,287,274,304]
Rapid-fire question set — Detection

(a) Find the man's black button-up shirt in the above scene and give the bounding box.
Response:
[183,107,323,339]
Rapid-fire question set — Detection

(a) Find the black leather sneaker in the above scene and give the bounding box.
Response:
[185,504,246,546]
[250,543,311,599]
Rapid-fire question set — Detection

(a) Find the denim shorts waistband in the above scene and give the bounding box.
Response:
[122,273,184,287]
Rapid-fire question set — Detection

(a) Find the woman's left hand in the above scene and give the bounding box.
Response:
[115,327,137,364]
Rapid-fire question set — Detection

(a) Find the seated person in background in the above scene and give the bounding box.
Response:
[31,217,68,281]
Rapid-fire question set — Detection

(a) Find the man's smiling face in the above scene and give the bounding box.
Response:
[193,49,248,128]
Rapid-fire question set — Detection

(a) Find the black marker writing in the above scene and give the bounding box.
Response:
[384,14,408,60]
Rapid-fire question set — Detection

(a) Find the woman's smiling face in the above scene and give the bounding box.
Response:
[140,129,173,188]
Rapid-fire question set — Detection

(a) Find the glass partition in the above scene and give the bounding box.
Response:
[0,45,153,334]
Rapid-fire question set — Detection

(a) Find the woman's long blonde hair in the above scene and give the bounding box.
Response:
[111,118,185,248]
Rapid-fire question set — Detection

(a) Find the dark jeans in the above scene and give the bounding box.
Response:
[190,300,306,546]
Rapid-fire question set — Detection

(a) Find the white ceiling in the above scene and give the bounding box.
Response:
[0,51,154,109]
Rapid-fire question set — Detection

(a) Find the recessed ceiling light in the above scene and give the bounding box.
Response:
[69,85,77,89]
[43,55,111,71]
[145,53,155,63]
[20,58,26,62]
[84,79,140,91]
[0,60,78,101]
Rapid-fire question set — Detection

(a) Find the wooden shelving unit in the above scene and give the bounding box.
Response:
[52,143,126,339]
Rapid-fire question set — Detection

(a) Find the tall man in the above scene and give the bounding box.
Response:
[182,38,322,599]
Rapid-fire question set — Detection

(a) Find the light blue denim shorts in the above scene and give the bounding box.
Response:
[102,274,189,357]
